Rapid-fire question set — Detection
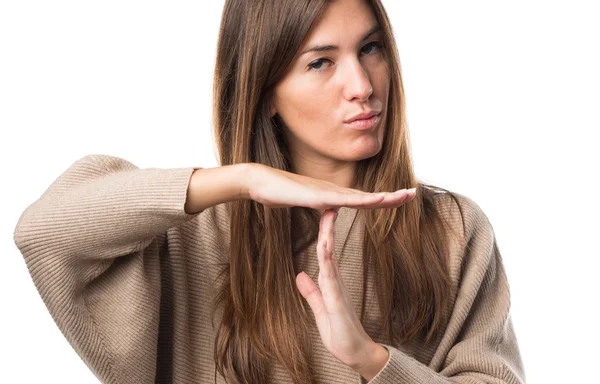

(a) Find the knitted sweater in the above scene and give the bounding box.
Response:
[13,154,526,384]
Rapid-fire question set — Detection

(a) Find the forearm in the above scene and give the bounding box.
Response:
[184,163,251,214]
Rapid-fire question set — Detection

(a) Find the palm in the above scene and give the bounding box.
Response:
[247,164,414,210]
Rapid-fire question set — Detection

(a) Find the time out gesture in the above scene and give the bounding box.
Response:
[246,164,417,379]
[187,163,417,379]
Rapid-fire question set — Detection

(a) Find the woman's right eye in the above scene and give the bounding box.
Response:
[308,58,333,73]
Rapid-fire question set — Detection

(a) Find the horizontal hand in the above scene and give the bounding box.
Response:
[243,163,417,210]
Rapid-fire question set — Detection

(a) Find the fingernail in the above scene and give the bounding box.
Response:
[394,188,416,195]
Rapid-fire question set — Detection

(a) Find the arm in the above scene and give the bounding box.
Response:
[357,197,526,384]
[14,154,248,257]
[12,154,247,383]
[184,163,250,214]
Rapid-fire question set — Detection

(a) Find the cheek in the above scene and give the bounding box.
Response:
[279,80,336,134]
[374,67,390,98]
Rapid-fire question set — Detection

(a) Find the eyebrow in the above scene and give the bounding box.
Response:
[300,25,382,56]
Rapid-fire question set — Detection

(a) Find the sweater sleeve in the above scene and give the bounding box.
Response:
[360,197,526,384]
[12,154,202,384]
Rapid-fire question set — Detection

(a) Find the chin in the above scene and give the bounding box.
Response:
[343,145,382,162]
[356,150,381,162]
[354,139,383,160]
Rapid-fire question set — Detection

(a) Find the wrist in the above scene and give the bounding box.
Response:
[237,162,257,200]
[351,341,390,382]
[184,163,252,214]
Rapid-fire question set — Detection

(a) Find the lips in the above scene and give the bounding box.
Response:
[345,114,379,130]
[344,110,380,124]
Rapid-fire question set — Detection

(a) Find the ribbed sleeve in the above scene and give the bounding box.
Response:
[12,154,202,384]
[359,197,526,383]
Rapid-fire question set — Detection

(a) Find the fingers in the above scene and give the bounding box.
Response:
[322,188,417,209]
[296,271,325,316]
[316,210,343,302]
[298,210,334,325]
[373,188,416,208]
[317,209,336,264]
[296,208,336,327]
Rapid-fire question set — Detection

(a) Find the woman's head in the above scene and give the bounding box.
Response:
[212,1,456,384]
[269,0,390,172]
[213,0,402,181]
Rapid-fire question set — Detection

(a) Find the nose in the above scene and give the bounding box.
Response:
[343,59,373,103]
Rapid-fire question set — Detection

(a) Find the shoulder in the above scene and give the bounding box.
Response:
[421,185,498,278]
[422,185,494,244]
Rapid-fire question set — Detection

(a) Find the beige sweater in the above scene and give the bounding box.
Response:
[13,154,526,384]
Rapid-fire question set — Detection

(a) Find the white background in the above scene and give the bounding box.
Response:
[1,1,598,383]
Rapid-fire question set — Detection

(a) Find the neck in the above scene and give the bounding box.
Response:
[290,153,357,190]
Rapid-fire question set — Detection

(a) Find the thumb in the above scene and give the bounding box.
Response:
[296,271,325,317]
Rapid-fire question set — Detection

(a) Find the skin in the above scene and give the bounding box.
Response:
[267,0,397,380]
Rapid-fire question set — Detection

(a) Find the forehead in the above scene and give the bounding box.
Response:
[300,0,378,47]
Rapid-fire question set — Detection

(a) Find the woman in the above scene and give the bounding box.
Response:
[13,0,526,383]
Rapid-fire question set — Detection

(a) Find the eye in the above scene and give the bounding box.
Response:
[307,41,384,73]
[307,58,333,72]
[360,41,383,56]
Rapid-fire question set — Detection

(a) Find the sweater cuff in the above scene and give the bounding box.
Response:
[358,343,445,384]
[358,343,391,384]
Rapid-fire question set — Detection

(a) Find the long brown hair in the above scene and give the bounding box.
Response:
[210,1,465,383]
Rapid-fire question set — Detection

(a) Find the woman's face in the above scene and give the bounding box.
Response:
[271,0,390,166]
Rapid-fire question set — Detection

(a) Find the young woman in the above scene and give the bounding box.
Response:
[13,0,526,383]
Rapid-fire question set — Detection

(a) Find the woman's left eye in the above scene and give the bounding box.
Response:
[360,41,383,56]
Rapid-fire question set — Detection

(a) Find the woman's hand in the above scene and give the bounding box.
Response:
[241,163,416,210]
[294,206,412,376]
